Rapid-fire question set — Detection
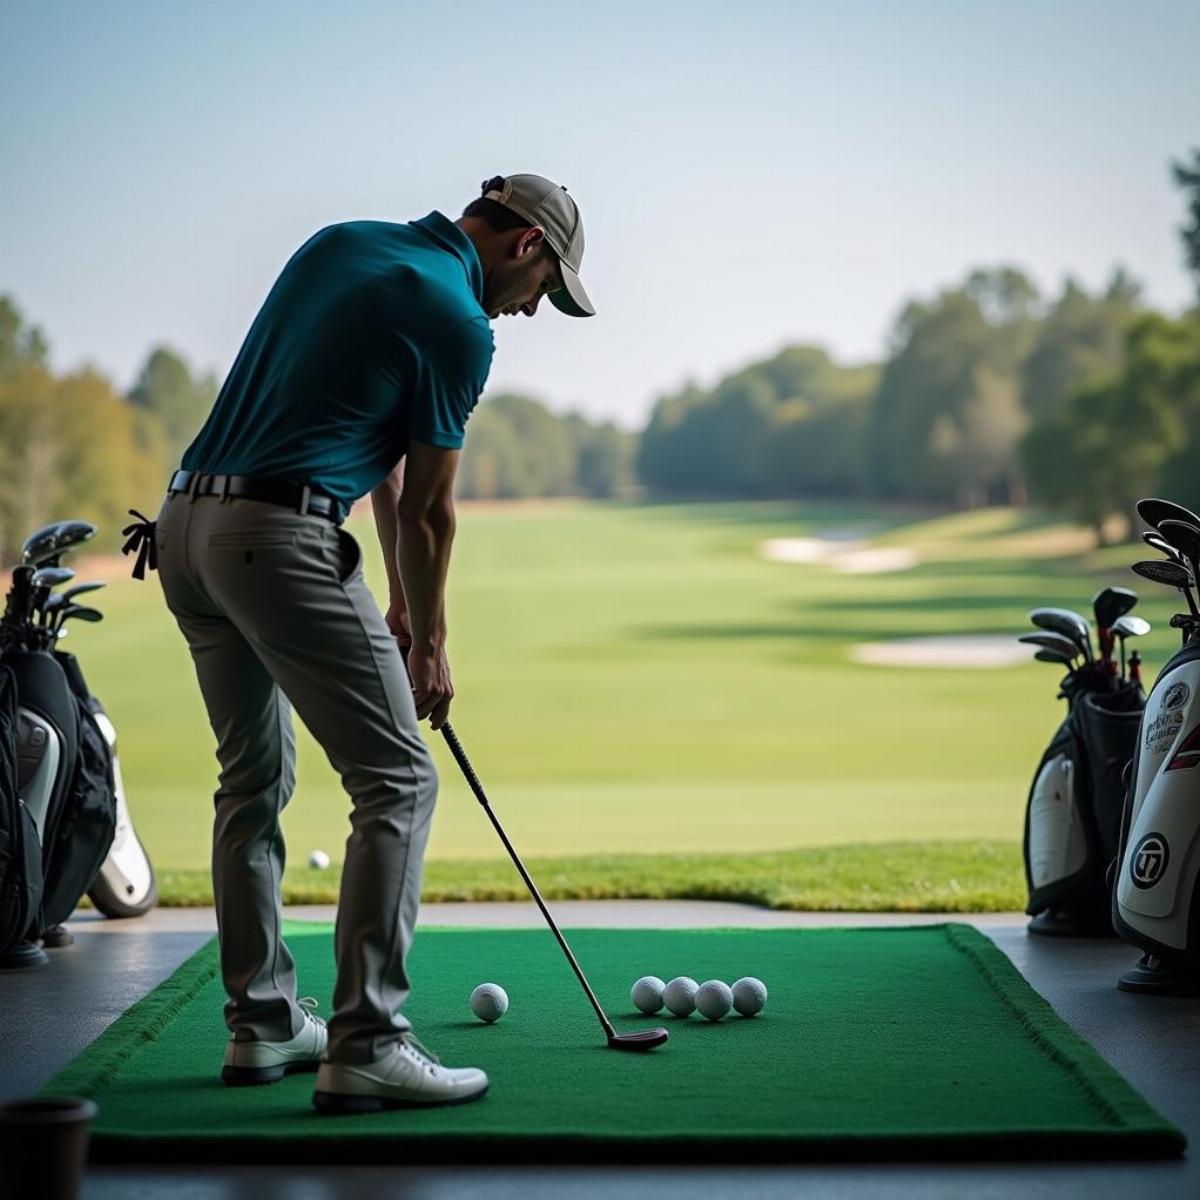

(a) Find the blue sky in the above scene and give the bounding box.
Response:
[2,0,1197,426]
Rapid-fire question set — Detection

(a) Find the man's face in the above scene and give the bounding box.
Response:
[483,228,564,320]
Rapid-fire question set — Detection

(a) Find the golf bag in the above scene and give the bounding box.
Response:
[1112,637,1200,993]
[38,652,118,929]
[63,653,158,918]
[1,644,119,946]
[1024,680,1145,936]
[0,664,43,961]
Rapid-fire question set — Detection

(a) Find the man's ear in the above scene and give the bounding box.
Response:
[516,225,547,259]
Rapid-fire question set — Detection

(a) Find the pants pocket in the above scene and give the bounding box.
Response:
[330,527,363,585]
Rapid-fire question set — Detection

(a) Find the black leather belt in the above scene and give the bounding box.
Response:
[167,470,342,523]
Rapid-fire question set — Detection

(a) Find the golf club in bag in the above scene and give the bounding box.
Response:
[0,520,156,969]
[1111,498,1200,994]
[1020,596,1146,937]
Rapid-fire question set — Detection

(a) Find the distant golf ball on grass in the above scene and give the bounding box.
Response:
[663,976,699,1017]
[470,983,509,1024]
[695,979,734,1021]
[631,975,666,1014]
[307,850,330,870]
[732,976,768,1016]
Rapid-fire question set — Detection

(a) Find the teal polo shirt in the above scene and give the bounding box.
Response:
[181,212,494,520]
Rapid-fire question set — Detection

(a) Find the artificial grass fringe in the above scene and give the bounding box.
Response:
[942,925,1178,1140]
[45,937,221,1100]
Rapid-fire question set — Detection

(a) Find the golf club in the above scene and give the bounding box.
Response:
[1029,607,1094,663]
[1111,615,1151,682]
[1143,529,1186,565]
[1018,632,1084,662]
[1136,497,1200,533]
[437,720,668,1052]
[29,566,75,621]
[1034,647,1076,669]
[1092,587,1138,675]
[59,581,107,607]
[20,520,97,568]
[55,604,104,633]
[1157,519,1200,590]
[1131,559,1200,617]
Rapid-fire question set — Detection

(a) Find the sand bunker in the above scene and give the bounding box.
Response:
[851,635,1030,669]
[760,531,918,575]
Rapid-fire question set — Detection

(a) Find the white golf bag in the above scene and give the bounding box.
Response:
[53,651,156,919]
[1112,637,1200,993]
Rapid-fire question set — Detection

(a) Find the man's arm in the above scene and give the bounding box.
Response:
[394,440,460,729]
[370,461,408,640]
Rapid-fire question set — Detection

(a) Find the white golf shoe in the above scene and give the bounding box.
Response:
[312,1035,489,1114]
[221,997,328,1086]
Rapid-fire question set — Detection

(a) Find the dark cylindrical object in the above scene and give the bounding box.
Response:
[0,1097,96,1200]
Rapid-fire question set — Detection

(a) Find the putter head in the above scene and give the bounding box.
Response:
[21,520,97,567]
[1093,586,1138,629]
[1137,498,1200,532]
[608,1028,669,1052]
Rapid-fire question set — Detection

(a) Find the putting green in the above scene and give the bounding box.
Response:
[45,924,1183,1161]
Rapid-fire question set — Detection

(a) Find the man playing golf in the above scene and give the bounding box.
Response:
[136,174,593,1113]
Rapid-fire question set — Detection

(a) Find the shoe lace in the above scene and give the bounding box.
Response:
[297,996,326,1029]
[402,1032,442,1069]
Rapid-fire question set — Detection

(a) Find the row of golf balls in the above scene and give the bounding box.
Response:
[633,975,767,1020]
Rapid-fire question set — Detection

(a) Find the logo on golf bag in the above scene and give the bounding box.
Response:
[1165,724,1200,772]
[1164,682,1191,711]
[1129,833,1170,889]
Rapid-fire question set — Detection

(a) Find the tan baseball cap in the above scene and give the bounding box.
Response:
[483,174,595,318]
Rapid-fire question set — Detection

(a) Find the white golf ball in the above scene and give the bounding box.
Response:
[308,850,331,870]
[732,976,768,1017]
[470,982,509,1023]
[631,975,666,1014]
[695,979,733,1021]
[663,976,699,1017]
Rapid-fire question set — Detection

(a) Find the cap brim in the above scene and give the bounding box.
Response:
[549,260,595,318]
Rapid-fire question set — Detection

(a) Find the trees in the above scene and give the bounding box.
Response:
[637,345,876,497]
[456,392,634,501]
[1174,149,1200,294]
[0,296,170,561]
[1021,313,1193,541]
[127,346,218,464]
[867,269,1038,506]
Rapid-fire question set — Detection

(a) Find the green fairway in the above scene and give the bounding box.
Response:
[46,923,1182,1160]
[66,500,1173,882]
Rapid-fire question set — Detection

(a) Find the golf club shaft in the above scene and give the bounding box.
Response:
[439,721,617,1039]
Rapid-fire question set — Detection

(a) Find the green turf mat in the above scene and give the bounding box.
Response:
[44,923,1184,1162]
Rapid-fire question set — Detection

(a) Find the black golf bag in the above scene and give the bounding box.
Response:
[3,645,116,945]
[1112,637,1200,993]
[0,664,43,962]
[39,652,118,929]
[1023,678,1145,936]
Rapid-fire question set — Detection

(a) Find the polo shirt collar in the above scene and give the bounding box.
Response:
[409,211,483,301]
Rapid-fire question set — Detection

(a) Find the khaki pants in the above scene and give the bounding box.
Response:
[154,487,436,1064]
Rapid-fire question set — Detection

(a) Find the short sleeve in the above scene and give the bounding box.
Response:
[409,316,494,450]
